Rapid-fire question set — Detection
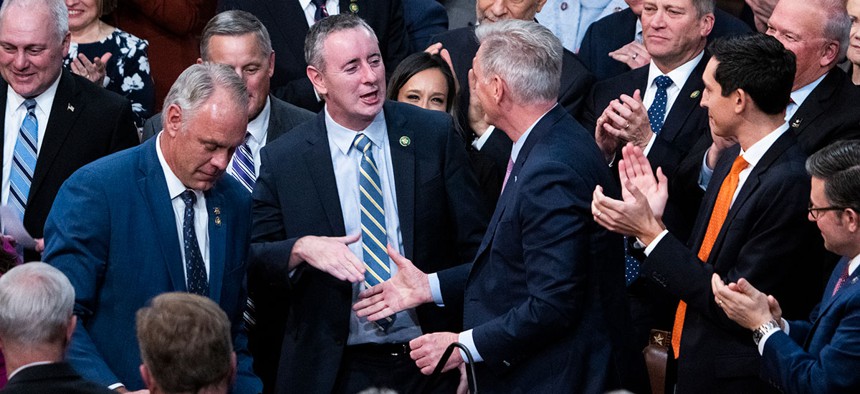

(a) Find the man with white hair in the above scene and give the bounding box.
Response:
[0,263,112,393]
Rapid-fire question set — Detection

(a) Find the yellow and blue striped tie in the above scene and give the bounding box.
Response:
[9,99,38,221]
[354,133,394,330]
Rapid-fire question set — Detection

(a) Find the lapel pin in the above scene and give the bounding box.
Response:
[690,90,700,99]
[215,216,222,226]
[399,136,411,147]
[852,277,858,284]
[791,118,802,128]
[514,175,518,183]
[349,0,359,13]
[67,103,74,112]
[214,207,222,226]
[214,207,221,215]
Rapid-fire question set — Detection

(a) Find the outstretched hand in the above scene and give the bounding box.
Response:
[619,143,668,219]
[354,245,433,322]
[71,52,112,86]
[291,234,365,283]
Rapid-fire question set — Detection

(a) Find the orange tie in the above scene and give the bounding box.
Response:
[671,155,748,358]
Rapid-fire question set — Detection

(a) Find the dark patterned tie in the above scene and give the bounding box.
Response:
[181,190,209,296]
[647,75,673,134]
[311,0,329,22]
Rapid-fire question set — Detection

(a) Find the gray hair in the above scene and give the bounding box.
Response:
[0,0,68,44]
[475,19,562,105]
[162,63,249,124]
[304,13,377,71]
[691,0,716,18]
[806,140,860,212]
[0,262,74,346]
[820,0,851,61]
[200,10,273,61]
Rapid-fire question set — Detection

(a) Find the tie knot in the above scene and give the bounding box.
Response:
[655,75,673,89]
[353,133,372,153]
[730,155,749,174]
[23,99,36,113]
[181,190,197,207]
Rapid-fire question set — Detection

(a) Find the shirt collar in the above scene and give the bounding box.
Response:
[156,133,193,200]
[647,50,704,90]
[790,73,827,108]
[635,18,643,43]
[298,0,313,9]
[247,96,271,145]
[324,106,387,156]
[6,72,61,115]
[511,105,556,163]
[738,122,790,168]
[7,361,54,381]
[849,254,860,276]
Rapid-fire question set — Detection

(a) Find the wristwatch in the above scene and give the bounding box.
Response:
[753,319,781,346]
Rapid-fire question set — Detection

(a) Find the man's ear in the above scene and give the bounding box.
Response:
[140,364,155,391]
[307,66,328,96]
[164,104,183,138]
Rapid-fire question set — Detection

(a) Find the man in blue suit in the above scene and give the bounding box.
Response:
[43,64,262,393]
[355,19,628,393]
[713,140,860,393]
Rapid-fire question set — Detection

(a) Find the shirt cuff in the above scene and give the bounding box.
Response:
[643,229,669,256]
[471,126,495,151]
[108,383,124,390]
[428,273,445,306]
[698,149,714,191]
[757,324,785,355]
[458,329,484,363]
[783,318,790,335]
[642,132,657,156]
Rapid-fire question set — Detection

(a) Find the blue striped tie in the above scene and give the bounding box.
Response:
[229,133,255,193]
[9,99,38,221]
[354,133,394,330]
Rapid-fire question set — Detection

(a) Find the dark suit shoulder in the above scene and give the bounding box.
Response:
[0,362,114,394]
[431,26,476,49]
[711,8,753,40]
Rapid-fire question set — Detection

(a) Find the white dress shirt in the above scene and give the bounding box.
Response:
[2,77,60,207]
[641,51,704,155]
[155,134,210,279]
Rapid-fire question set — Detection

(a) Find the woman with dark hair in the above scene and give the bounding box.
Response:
[387,51,457,114]
[64,0,155,129]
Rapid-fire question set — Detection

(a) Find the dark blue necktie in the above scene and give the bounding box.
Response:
[647,75,673,134]
[181,190,209,296]
[311,0,329,22]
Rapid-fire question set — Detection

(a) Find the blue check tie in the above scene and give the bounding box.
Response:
[181,190,209,296]
[229,133,255,193]
[647,75,673,134]
[9,99,38,221]
[354,134,394,330]
[626,75,674,286]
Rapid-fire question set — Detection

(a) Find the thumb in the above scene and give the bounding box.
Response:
[633,89,642,101]
[100,52,113,64]
[736,278,757,295]
[339,233,361,244]
[387,244,411,269]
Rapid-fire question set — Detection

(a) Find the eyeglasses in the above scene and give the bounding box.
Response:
[808,203,845,219]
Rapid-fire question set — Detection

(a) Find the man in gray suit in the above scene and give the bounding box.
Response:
[142,10,314,390]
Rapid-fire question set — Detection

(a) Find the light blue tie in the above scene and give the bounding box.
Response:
[9,99,38,221]
[354,133,394,330]
[647,75,673,134]
[228,132,255,193]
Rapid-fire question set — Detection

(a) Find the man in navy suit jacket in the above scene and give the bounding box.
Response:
[250,14,487,394]
[592,34,825,392]
[713,140,860,393]
[44,64,262,393]
[356,20,628,393]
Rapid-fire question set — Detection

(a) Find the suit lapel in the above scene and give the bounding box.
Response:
[708,133,794,262]
[137,138,186,291]
[689,145,739,251]
[205,189,225,303]
[265,95,285,144]
[659,55,707,144]
[303,114,346,235]
[30,71,83,202]
[788,69,839,136]
[469,105,565,271]
[384,103,415,259]
[805,258,860,347]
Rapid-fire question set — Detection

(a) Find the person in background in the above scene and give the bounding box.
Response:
[64,0,155,129]
[841,0,860,85]
[137,293,235,394]
[537,0,628,53]
[0,263,113,394]
[387,52,457,114]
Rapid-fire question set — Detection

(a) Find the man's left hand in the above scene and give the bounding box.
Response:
[409,332,462,375]
[592,180,665,245]
[711,274,777,330]
[600,89,654,148]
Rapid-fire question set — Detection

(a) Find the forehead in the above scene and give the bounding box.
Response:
[645,0,695,9]
[770,0,825,34]
[322,27,378,60]
[206,34,267,61]
[810,177,828,202]
[185,93,247,140]
[0,7,59,45]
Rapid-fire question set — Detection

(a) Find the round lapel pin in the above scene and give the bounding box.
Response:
[399,136,411,147]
